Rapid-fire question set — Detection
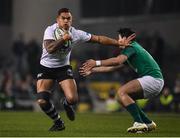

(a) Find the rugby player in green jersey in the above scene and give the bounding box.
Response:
[79,28,164,133]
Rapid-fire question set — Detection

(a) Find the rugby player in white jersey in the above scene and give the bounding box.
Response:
[36,8,135,131]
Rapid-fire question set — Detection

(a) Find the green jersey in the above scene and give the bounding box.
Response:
[121,41,163,79]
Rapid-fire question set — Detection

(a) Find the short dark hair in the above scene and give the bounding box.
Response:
[58,8,71,16]
[118,28,135,38]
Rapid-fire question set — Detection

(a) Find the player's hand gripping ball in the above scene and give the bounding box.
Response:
[54,27,64,40]
[54,27,72,47]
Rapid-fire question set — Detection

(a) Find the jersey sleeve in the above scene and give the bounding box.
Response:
[76,29,91,43]
[121,46,136,58]
[43,26,55,40]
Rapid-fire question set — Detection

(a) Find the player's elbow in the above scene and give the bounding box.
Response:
[114,55,127,65]
[90,35,101,43]
[47,49,53,54]
[112,58,121,66]
[46,47,55,54]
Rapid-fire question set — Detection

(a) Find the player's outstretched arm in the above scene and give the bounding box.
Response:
[79,65,123,77]
[90,35,119,46]
[100,55,127,66]
[90,34,136,47]
[81,55,127,73]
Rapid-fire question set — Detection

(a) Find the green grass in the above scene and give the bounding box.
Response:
[0,111,180,137]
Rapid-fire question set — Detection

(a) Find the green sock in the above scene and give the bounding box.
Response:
[136,105,152,124]
[125,103,143,123]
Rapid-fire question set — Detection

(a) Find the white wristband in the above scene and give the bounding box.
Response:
[96,60,101,66]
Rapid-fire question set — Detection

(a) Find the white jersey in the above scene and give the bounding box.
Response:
[40,23,91,68]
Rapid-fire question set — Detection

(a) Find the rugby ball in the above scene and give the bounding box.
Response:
[54,27,64,40]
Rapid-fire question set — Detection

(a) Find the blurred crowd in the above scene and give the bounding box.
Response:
[0,34,40,110]
[0,30,180,114]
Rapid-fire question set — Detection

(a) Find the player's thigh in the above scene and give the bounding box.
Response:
[37,79,55,93]
[118,79,144,99]
[59,79,78,102]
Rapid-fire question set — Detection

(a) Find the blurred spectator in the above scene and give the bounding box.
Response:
[143,96,159,112]
[137,30,151,50]
[173,74,180,113]
[150,31,165,68]
[0,69,14,110]
[136,99,148,111]
[26,39,41,78]
[158,86,173,112]
[77,80,93,112]
[105,86,120,112]
[12,33,27,73]
[70,58,79,79]
[13,73,35,110]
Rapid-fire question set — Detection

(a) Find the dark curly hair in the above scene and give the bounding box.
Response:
[58,8,72,16]
[118,28,136,41]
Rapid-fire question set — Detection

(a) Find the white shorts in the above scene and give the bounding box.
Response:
[137,76,164,99]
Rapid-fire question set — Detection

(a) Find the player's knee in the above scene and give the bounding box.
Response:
[37,99,47,106]
[117,90,126,101]
[66,95,78,105]
[36,91,51,106]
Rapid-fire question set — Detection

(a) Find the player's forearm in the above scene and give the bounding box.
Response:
[98,36,119,45]
[91,35,119,46]
[100,55,127,67]
[101,57,121,66]
[44,39,65,54]
[92,65,122,73]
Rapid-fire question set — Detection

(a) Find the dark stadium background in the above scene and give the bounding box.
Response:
[0,0,180,136]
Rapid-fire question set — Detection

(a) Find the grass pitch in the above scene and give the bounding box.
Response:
[0,111,180,137]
